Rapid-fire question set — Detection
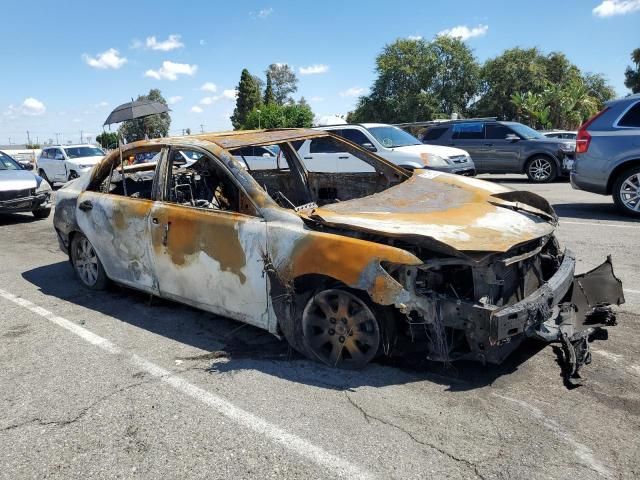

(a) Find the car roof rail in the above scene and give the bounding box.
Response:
[395,117,499,128]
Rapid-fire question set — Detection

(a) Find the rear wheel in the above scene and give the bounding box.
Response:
[612,166,640,217]
[70,233,108,290]
[526,156,557,183]
[299,288,381,369]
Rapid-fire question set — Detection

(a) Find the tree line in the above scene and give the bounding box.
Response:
[101,42,640,145]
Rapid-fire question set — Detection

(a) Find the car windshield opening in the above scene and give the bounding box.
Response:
[509,123,544,140]
[366,126,422,148]
[0,154,21,170]
[64,146,104,159]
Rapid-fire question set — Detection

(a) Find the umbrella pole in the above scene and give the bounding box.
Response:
[118,135,127,197]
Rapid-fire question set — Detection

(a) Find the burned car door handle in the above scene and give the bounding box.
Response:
[338,156,349,160]
[78,200,93,211]
[162,222,170,247]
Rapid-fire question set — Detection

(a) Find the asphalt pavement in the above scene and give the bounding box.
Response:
[1,175,638,479]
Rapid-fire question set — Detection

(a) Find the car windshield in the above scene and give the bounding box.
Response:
[509,123,545,140]
[366,126,421,148]
[0,153,21,171]
[64,146,104,159]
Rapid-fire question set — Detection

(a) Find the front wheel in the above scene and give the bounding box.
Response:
[612,166,640,217]
[299,288,382,369]
[526,157,557,183]
[32,208,51,219]
[70,233,108,290]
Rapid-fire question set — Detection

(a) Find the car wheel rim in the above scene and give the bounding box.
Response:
[529,159,552,181]
[302,289,380,368]
[74,237,99,286]
[620,173,640,212]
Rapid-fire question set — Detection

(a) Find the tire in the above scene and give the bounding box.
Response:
[32,208,51,219]
[70,233,109,290]
[526,156,557,183]
[293,287,384,369]
[68,170,79,181]
[612,166,640,217]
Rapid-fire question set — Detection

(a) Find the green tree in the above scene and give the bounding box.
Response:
[582,72,616,106]
[96,131,119,149]
[475,47,548,119]
[349,37,479,123]
[231,69,262,129]
[624,48,640,93]
[263,72,275,105]
[118,89,171,142]
[242,103,314,129]
[266,63,298,105]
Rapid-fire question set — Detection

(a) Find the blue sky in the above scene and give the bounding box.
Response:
[1,0,638,145]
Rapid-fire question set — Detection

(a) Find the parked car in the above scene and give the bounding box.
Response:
[311,123,476,175]
[420,119,576,182]
[571,93,640,216]
[37,144,105,185]
[53,129,622,376]
[0,150,52,219]
[542,130,577,140]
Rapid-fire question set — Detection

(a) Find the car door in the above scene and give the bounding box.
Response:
[75,152,162,293]
[50,148,68,181]
[232,146,278,170]
[332,128,376,172]
[147,147,270,329]
[449,122,486,170]
[298,136,341,172]
[482,123,522,173]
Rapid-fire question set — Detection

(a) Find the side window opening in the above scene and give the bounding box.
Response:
[485,124,513,140]
[90,147,162,199]
[420,126,448,141]
[618,102,640,128]
[452,122,484,140]
[166,149,256,216]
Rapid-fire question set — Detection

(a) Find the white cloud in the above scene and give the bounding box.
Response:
[190,106,203,113]
[168,96,183,104]
[145,61,198,80]
[82,48,128,69]
[223,89,238,100]
[94,101,109,108]
[199,39,206,46]
[437,24,488,41]
[146,34,184,51]
[200,82,218,93]
[339,87,366,97]
[249,7,273,20]
[407,35,423,41]
[593,0,640,17]
[7,97,47,116]
[310,96,324,102]
[200,96,220,105]
[299,64,329,75]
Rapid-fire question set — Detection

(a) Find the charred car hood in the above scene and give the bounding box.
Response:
[301,171,557,254]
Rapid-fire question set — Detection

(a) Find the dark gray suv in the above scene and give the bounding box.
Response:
[420,120,576,182]
[571,94,640,217]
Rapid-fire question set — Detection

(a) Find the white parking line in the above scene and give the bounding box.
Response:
[0,288,374,480]
[560,220,640,229]
[625,289,640,295]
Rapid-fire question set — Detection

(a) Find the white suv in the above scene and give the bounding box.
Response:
[309,123,476,175]
[37,144,105,185]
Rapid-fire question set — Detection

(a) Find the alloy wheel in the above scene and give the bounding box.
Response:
[74,237,99,287]
[619,172,640,212]
[528,158,553,182]
[301,289,380,368]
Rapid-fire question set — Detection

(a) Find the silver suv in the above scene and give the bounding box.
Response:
[571,94,640,217]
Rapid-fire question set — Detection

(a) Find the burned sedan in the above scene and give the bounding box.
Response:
[53,129,624,376]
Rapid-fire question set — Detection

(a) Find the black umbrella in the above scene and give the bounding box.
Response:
[103,99,170,126]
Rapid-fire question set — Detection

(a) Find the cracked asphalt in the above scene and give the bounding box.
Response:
[1,175,639,479]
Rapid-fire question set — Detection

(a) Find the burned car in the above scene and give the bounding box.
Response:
[53,129,624,376]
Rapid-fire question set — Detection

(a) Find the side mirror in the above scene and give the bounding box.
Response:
[505,134,520,142]
[362,142,377,152]
[262,152,272,157]
[23,163,34,170]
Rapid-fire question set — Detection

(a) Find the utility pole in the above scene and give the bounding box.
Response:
[26,130,31,145]
[55,133,61,144]
[80,130,84,143]
[200,124,204,133]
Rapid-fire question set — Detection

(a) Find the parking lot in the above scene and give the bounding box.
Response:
[0,175,638,480]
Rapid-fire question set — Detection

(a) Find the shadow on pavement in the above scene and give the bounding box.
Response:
[23,260,547,393]
[0,213,43,225]
[553,202,640,223]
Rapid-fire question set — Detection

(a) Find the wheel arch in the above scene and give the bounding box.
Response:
[606,159,640,195]
[523,151,561,173]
